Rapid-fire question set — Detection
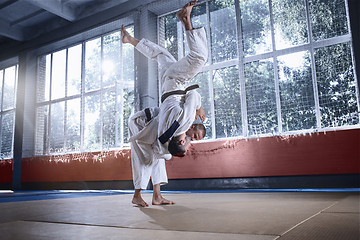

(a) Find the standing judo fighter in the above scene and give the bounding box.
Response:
[128,107,205,207]
[122,0,207,207]
[128,107,172,207]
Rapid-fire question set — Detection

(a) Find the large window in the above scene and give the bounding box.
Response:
[159,0,359,139]
[0,65,18,159]
[35,27,134,155]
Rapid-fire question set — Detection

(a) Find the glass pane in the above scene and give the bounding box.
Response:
[35,105,49,155]
[160,13,179,60]
[66,98,81,151]
[85,38,101,92]
[121,87,134,144]
[310,0,349,41]
[50,102,65,153]
[192,2,207,29]
[37,55,51,102]
[103,31,121,88]
[278,51,316,131]
[213,66,242,138]
[240,0,272,56]
[190,71,212,139]
[315,42,359,127]
[103,90,116,148]
[51,50,66,100]
[45,55,51,101]
[210,0,237,63]
[272,0,308,50]
[245,59,277,135]
[67,44,82,96]
[84,94,101,151]
[1,111,15,158]
[3,66,17,110]
[122,27,135,86]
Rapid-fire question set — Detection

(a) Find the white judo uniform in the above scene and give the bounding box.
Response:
[136,27,208,150]
[128,107,171,189]
[129,27,208,189]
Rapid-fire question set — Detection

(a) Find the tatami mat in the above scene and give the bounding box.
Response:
[278,212,359,240]
[324,194,360,213]
[0,191,358,240]
[0,221,277,240]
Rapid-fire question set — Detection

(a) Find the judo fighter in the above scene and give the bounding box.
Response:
[128,107,205,207]
[122,0,208,207]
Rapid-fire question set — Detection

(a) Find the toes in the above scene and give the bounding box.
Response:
[132,199,149,207]
[152,198,175,205]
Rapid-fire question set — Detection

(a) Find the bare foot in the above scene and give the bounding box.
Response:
[121,25,131,44]
[132,195,149,207]
[176,0,197,30]
[152,196,176,205]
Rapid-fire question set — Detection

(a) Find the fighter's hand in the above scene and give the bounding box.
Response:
[196,107,206,122]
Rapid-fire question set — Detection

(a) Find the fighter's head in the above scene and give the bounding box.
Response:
[186,124,206,140]
[168,134,192,157]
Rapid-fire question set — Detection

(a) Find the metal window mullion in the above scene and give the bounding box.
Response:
[273,56,282,133]
[208,69,216,139]
[100,37,104,150]
[13,65,18,110]
[0,70,4,154]
[12,65,18,155]
[202,59,238,72]
[116,36,123,146]
[64,48,69,151]
[235,0,248,137]
[268,0,282,133]
[119,34,124,146]
[118,32,124,146]
[243,34,351,63]
[80,43,86,151]
[119,88,124,146]
[1,70,4,112]
[205,1,216,139]
[305,0,321,128]
[46,54,54,154]
[158,17,164,104]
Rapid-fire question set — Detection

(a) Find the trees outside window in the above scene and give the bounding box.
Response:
[0,65,17,159]
[159,0,359,139]
[35,27,134,155]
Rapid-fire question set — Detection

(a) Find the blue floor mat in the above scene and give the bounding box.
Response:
[0,188,358,203]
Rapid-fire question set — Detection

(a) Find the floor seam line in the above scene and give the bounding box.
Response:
[274,201,339,240]
[21,219,279,236]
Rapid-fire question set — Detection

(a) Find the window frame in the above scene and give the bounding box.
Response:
[157,0,360,140]
[0,63,18,159]
[34,25,135,156]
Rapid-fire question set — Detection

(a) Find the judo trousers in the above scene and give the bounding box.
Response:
[135,27,208,93]
[129,109,168,190]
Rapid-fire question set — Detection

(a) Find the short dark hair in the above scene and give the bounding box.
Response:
[193,124,206,137]
[168,136,186,157]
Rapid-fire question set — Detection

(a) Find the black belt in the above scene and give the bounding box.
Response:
[161,84,199,103]
[144,108,152,122]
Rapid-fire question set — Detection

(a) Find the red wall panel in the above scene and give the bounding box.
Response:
[0,159,12,183]
[21,149,132,182]
[166,129,360,179]
[0,129,359,184]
